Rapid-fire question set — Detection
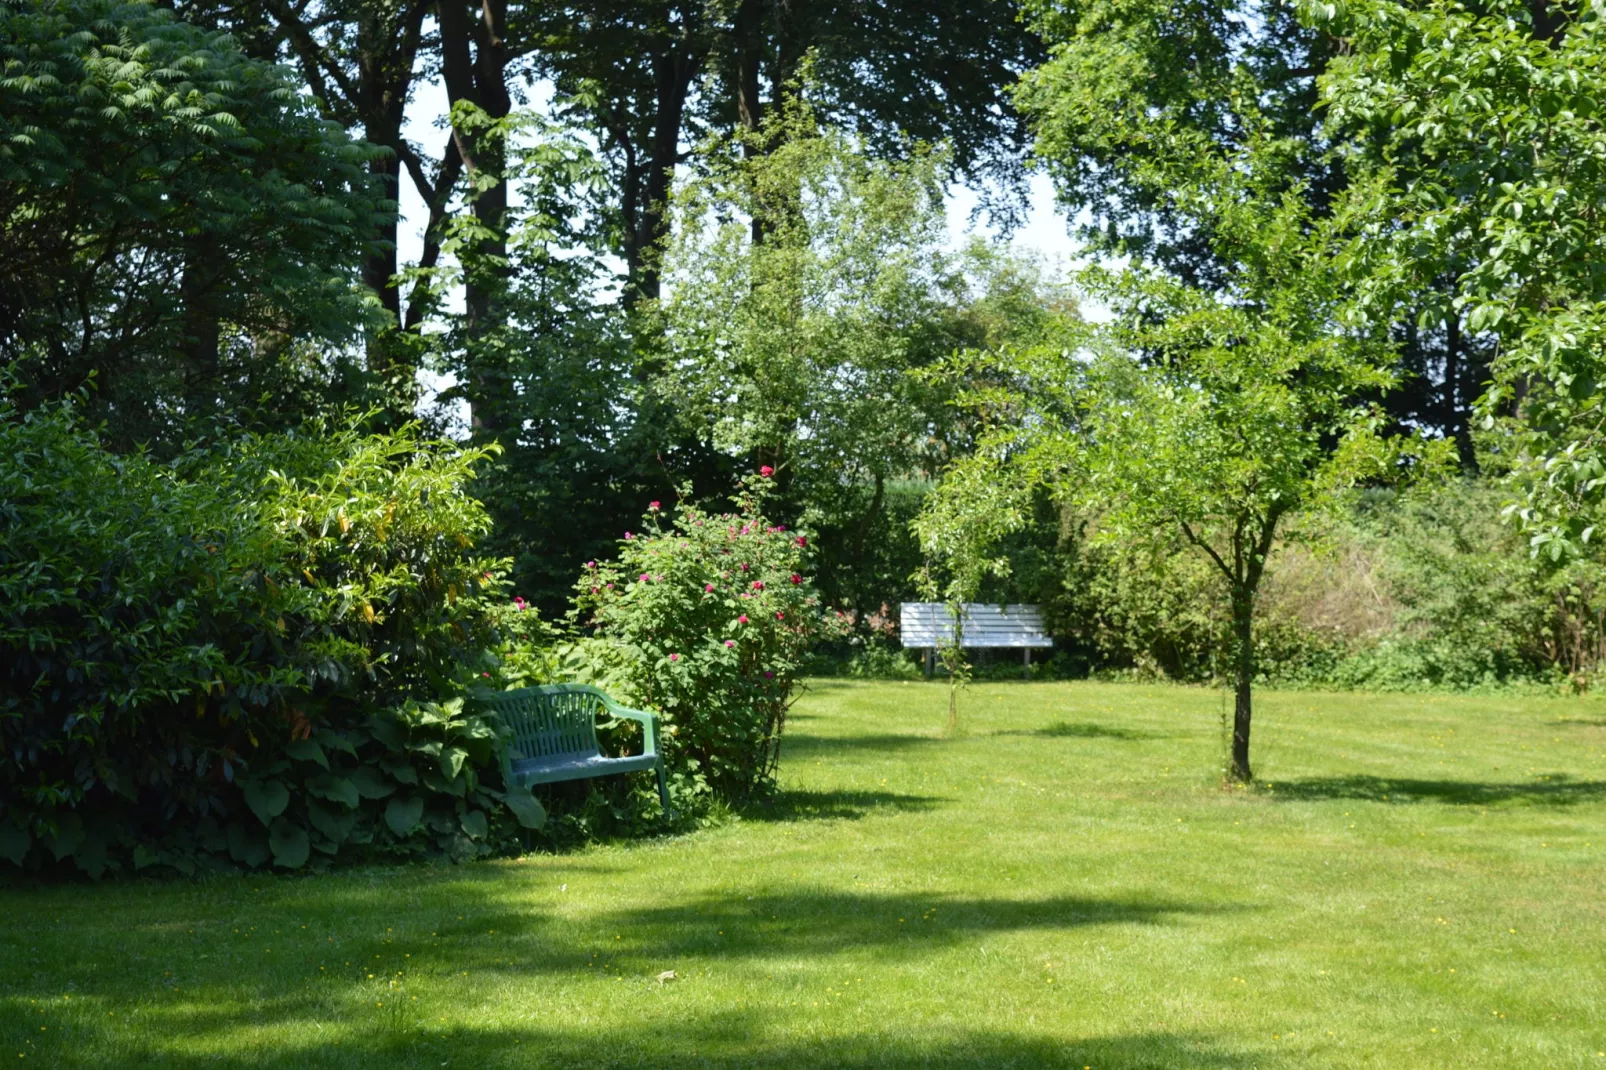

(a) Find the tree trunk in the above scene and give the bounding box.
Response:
[179,235,221,420]
[625,47,701,306]
[1445,311,1476,472]
[438,0,513,439]
[266,0,428,408]
[1230,590,1254,782]
[733,0,767,246]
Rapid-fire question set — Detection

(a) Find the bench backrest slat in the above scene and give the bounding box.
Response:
[479,685,602,761]
[899,602,1054,649]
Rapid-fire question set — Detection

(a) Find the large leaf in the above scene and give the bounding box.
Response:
[460,809,488,840]
[384,795,424,837]
[0,822,30,867]
[422,769,467,798]
[502,789,547,830]
[381,756,419,785]
[440,746,468,780]
[307,800,355,844]
[227,822,270,868]
[47,813,84,862]
[284,739,329,769]
[75,831,109,879]
[349,765,395,799]
[315,730,358,757]
[269,818,310,868]
[369,713,408,751]
[307,774,359,808]
[445,832,478,863]
[242,779,290,825]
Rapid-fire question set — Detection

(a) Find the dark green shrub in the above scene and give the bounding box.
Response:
[0,387,537,876]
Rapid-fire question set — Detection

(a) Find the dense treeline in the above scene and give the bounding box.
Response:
[5,0,1606,871]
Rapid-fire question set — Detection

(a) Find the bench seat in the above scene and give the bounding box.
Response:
[475,684,672,816]
[508,751,660,786]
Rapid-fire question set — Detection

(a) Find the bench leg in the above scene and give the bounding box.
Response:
[655,761,675,821]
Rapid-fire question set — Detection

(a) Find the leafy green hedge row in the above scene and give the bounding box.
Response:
[0,386,543,877]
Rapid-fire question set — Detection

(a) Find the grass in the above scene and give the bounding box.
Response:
[4,680,1606,1068]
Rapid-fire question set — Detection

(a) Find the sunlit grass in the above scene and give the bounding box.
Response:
[4,680,1606,1067]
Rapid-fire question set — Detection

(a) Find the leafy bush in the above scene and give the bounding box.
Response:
[0,387,535,876]
[573,473,827,802]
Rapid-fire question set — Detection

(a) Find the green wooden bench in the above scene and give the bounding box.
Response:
[476,684,672,817]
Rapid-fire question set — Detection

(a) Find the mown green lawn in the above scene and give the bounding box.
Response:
[4,680,1606,1068]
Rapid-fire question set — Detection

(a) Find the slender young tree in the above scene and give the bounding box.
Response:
[918,132,1408,781]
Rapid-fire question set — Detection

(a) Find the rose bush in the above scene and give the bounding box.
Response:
[574,473,828,802]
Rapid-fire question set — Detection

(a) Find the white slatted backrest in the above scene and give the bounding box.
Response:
[899,603,1053,649]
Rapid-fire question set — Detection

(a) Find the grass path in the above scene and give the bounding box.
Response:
[4,680,1606,1067]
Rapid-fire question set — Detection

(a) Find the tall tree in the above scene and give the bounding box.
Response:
[1014,0,1476,460]
[265,0,433,391]
[1310,0,1606,540]
[525,2,714,305]
[0,0,388,444]
[656,106,1066,620]
[529,0,1042,303]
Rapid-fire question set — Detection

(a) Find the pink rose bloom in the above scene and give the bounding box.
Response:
[738,614,749,624]
[775,611,784,620]
[796,535,807,547]
[624,531,634,540]
[740,562,750,571]
[585,560,596,568]
[512,596,527,611]
[790,573,802,585]
[764,671,775,679]
[649,501,661,511]
[705,583,715,593]
[669,652,680,662]
[639,572,650,582]
[725,639,735,648]
[759,465,774,477]
[752,580,764,591]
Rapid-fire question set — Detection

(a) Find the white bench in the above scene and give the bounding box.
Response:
[900,602,1053,677]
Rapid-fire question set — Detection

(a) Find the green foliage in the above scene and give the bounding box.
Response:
[656,102,1072,624]
[920,115,1414,778]
[406,103,724,615]
[573,474,829,802]
[0,0,390,444]
[0,381,520,876]
[659,101,955,480]
[1310,0,1606,553]
[1016,0,1339,277]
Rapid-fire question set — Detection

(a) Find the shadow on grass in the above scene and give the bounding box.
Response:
[416,890,1226,980]
[782,732,944,758]
[1,1006,1247,1069]
[738,787,947,822]
[1264,773,1606,806]
[564,889,1212,959]
[0,855,1238,1068]
[995,721,1161,742]
[1553,716,1606,728]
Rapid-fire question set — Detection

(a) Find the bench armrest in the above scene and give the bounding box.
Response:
[602,703,661,758]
